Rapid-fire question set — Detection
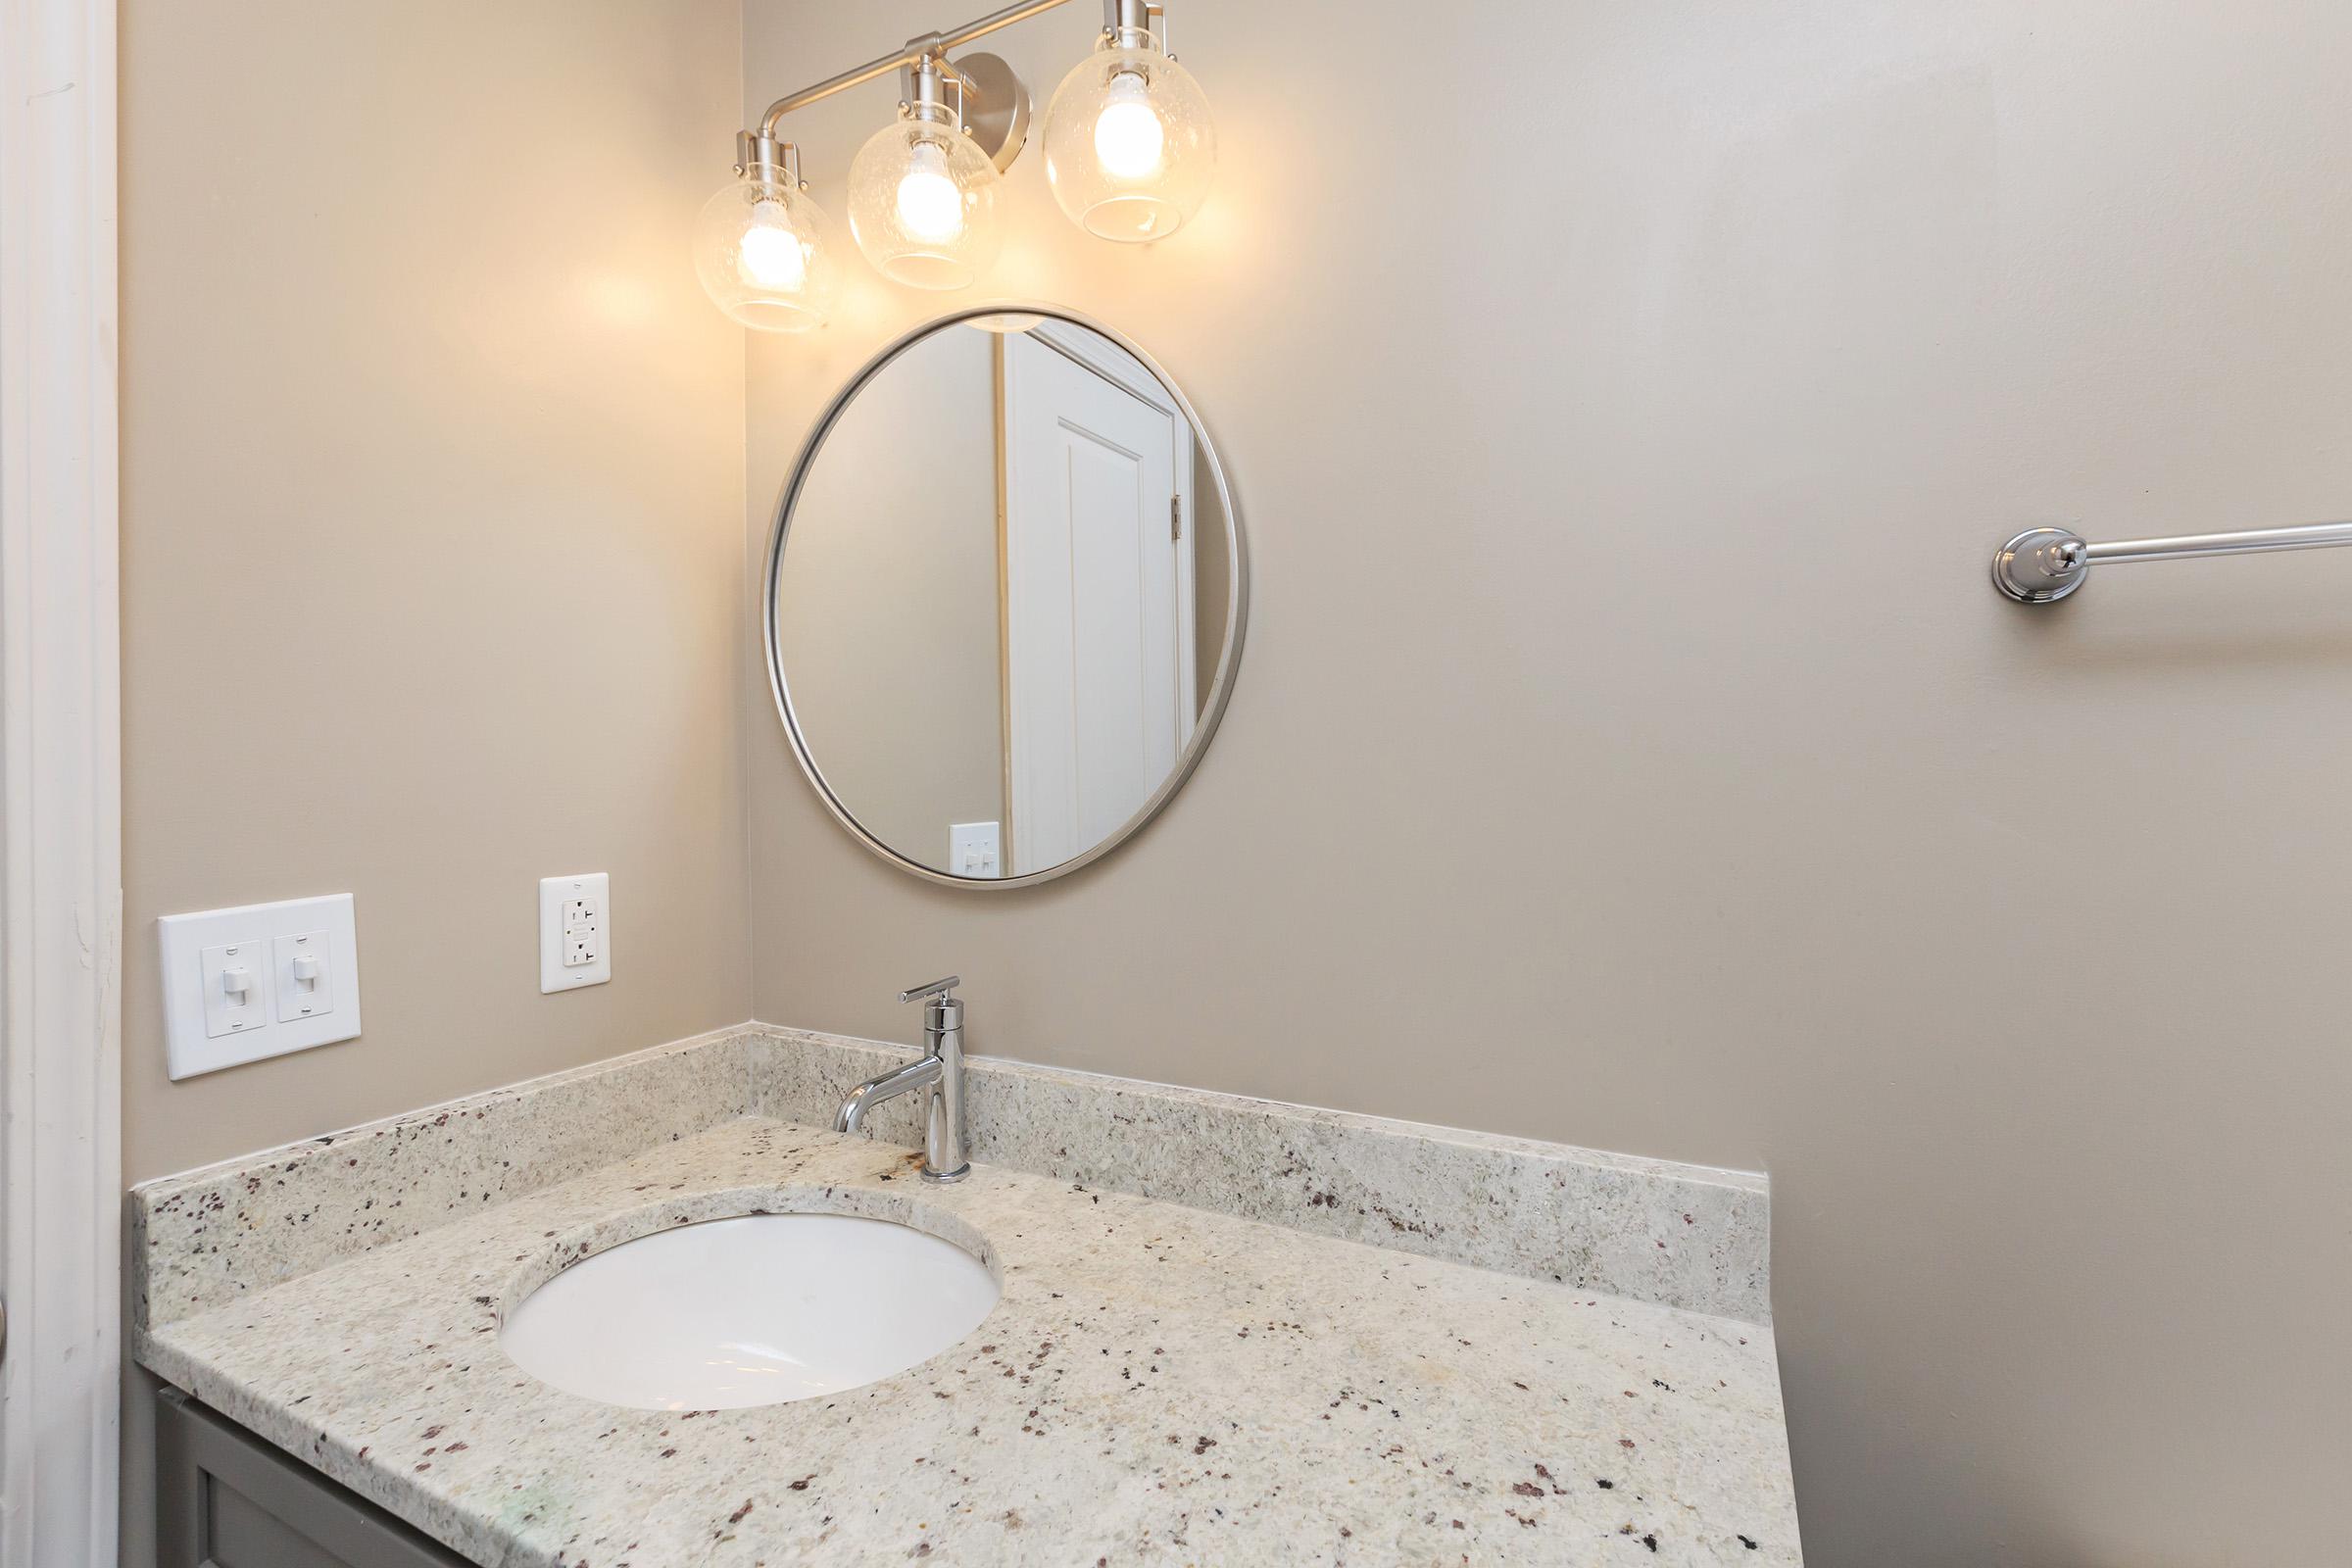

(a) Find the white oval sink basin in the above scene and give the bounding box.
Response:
[500,1213,999,1409]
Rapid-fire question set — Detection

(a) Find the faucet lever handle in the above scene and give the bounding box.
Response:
[898,975,961,1005]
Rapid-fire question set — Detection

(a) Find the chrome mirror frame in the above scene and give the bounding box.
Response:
[761,303,1250,890]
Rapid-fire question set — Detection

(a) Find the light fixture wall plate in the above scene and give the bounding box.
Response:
[950,52,1030,172]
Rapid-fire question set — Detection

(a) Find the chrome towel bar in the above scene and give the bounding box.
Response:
[1991,520,2352,603]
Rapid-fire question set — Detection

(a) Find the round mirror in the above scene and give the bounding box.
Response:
[764,307,1247,887]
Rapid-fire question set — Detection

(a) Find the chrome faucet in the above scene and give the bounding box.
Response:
[832,976,970,1183]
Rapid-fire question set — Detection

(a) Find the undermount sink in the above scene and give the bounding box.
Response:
[499,1212,1000,1410]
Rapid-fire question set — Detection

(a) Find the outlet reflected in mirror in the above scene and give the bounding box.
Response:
[765,309,1245,887]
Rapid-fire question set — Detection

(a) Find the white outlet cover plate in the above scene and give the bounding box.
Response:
[539,872,611,993]
[159,894,363,1081]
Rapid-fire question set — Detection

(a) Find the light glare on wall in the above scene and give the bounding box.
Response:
[696,0,1217,332]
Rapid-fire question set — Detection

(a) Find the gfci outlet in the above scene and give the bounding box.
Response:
[539,872,611,993]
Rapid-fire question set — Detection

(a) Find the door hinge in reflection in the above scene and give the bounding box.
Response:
[1170,495,1182,542]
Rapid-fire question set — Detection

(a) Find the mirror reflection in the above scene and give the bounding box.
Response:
[769,312,1241,883]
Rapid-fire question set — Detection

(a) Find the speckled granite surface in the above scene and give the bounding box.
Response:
[137,1022,1771,1328]
[752,1028,1772,1324]
[132,1025,761,1327]
[138,1119,1799,1566]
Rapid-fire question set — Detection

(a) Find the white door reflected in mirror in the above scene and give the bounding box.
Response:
[1001,328,1193,874]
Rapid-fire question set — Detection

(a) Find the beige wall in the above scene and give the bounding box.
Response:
[774,325,1004,867]
[744,4,2352,1566]
[121,0,750,1180]
[120,2,748,1562]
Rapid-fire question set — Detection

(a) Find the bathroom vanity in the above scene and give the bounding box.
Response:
[133,1025,1798,1566]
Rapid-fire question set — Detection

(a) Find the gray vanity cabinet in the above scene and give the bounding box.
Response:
[157,1390,470,1568]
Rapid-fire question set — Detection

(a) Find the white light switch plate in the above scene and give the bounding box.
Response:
[949,821,1002,877]
[539,872,611,993]
[159,894,362,1080]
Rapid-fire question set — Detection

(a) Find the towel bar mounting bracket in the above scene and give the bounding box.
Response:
[1991,527,2090,604]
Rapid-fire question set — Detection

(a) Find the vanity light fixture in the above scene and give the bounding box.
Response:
[698,0,1216,328]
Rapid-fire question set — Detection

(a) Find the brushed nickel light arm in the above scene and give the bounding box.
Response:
[745,0,1159,172]
[1991,520,2352,603]
[757,0,1087,137]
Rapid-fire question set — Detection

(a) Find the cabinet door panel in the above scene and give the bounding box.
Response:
[156,1389,470,1568]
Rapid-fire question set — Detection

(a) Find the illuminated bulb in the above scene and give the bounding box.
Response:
[847,102,1003,288]
[1041,38,1216,242]
[1093,72,1164,178]
[694,172,839,332]
[736,201,807,290]
[895,142,965,243]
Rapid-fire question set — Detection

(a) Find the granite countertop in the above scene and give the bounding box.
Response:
[140,1113,1797,1565]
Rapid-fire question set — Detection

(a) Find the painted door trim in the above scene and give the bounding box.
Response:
[0,0,123,1559]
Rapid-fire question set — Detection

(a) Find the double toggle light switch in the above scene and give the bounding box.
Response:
[200,929,336,1037]
[162,894,364,1080]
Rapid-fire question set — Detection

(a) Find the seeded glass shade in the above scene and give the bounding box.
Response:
[848,115,1004,289]
[1041,38,1214,242]
[693,173,840,332]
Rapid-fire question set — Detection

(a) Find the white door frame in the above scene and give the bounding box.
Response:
[0,0,123,1560]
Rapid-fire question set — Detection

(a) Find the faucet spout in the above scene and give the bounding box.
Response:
[829,976,973,1183]
[833,1054,942,1136]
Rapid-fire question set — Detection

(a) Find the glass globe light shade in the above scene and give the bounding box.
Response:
[847,114,1003,289]
[693,173,839,333]
[1040,36,1215,242]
